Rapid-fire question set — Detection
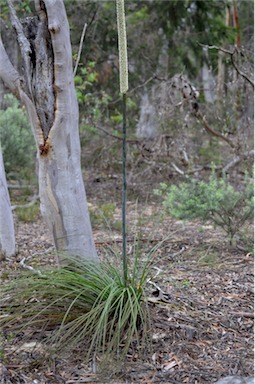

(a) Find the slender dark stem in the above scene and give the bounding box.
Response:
[122,92,127,285]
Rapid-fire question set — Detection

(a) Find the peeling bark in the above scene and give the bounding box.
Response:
[0,0,98,260]
[22,17,54,139]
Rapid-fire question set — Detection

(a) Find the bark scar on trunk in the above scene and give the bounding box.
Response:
[39,141,50,156]
[22,1,55,142]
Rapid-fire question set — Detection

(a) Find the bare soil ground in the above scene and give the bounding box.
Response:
[0,188,254,384]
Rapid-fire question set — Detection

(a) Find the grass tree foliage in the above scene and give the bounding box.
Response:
[1,251,152,360]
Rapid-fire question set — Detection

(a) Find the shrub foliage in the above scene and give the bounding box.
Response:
[155,170,254,242]
[0,94,35,173]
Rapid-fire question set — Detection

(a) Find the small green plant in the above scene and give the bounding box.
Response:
[155,170,254,243]
[0,348,4,361]
[198,141,222,165]
[100,203,116,221]
[74,61,114,132]
[89,203,117,228]
[176,280,191,288]
[198,251,219,266]
[16,203,40,222]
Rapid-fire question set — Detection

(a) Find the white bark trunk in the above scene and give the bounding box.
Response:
[0,145,15,259]
[0,0,98,260]
[202,47,215,103]
[136,92,157,139]
[216,49,225,100]
[136,30,168,139]
[216,6,229,101]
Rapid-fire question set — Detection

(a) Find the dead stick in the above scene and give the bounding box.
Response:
[229,311,254,318]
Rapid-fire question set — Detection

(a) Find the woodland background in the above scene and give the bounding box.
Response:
[0,0,254,192]
[0,1,254,383]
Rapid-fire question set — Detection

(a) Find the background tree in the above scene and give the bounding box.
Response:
[0,143,15,260]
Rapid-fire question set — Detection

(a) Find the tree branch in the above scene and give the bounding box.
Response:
[7,0,33,96]
[110,74,156,105]
[171,162,185,175]
[73,22,87,77]
[94,123,139,143]
[11,194,39,211]
[94,124,123,140]
[230,51,254,88]
[195,111,235,149]
[0,35,21,98]
[199,43,254,88]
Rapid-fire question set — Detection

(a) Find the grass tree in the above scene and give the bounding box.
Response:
[1,0,152,363]
[0,144,15,259]
[1,250,152,361]
[0,0,97,260]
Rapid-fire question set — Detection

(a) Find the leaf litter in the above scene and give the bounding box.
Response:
[0,200,253,384]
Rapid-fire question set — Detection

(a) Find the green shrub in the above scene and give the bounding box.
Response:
[89,203,113,224]
[90,203,122,230]
[16,203,40,222]
[0,94,35,173]
[155,170,254,243]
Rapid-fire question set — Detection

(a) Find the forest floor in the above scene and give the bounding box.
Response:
[0,179,254,384]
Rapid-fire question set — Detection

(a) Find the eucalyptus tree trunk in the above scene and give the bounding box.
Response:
[202,47,215,103]
[0,145,15,260]
[136,31,168,139]
[0,0,98,260]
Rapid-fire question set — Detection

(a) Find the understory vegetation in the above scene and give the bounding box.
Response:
[155,169,254,245]
[0,94,34,174]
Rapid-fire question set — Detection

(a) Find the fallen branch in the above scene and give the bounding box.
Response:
[223,149,254,172]
[171,162,185,175]
[229,311,254,318]
[11,194,39,211]
[20,256,43,276]
[169,246,186,259]
[7,184,34,189]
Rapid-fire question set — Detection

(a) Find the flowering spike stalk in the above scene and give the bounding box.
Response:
[116,0,128,285]
[116,0,128,94]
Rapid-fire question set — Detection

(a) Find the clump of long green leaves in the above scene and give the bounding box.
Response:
[1,248,152,361]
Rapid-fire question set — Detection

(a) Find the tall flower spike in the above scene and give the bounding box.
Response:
[116,0,128,94]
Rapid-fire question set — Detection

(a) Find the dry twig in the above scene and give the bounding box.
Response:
[73,22,88,77]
